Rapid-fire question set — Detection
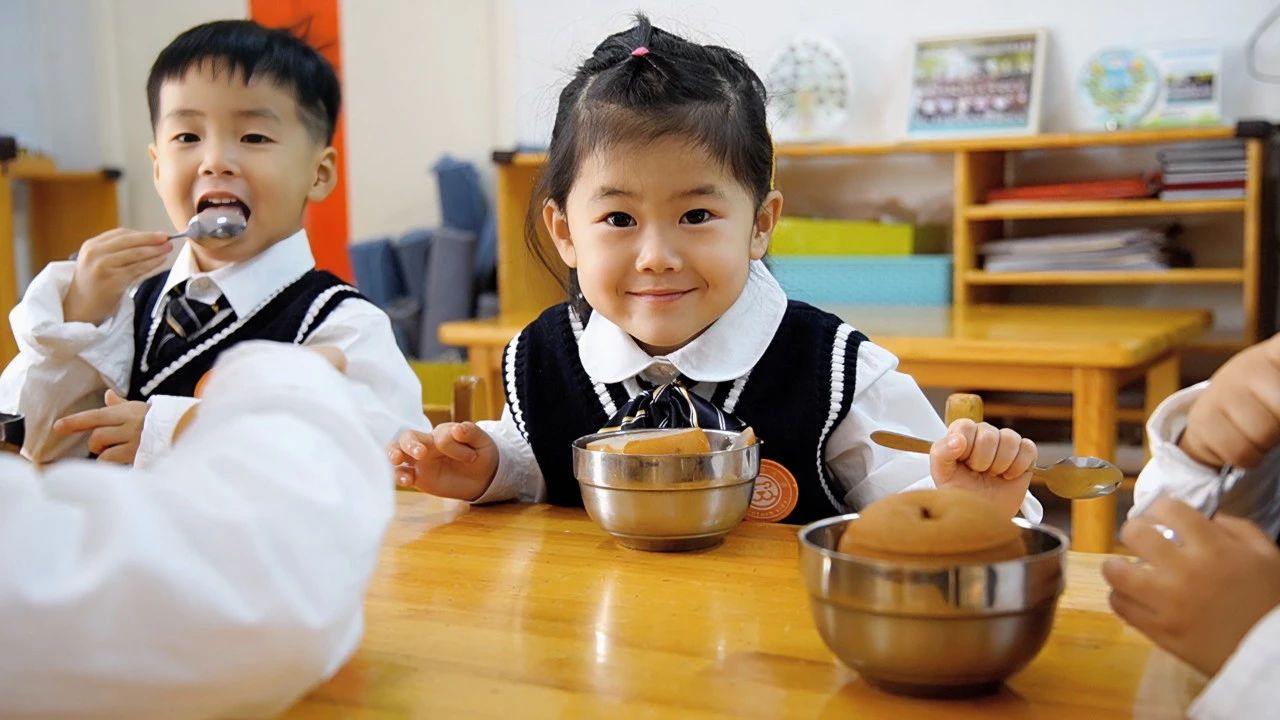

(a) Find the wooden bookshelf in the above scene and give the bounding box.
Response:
[965,268,1247,286]
[963,198,1248,220]
[950,128,1269,353]
[490,127,1269,354]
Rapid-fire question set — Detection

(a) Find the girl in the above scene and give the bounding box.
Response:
[391,16,1042,525]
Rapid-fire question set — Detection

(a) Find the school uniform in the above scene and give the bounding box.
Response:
[1131,382,1280,720]
[0,343,391,718]
[0,229,428,466]
[476,261,1042,525]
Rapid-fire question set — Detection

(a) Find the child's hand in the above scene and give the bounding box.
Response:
[389,422,499,501]
[1180,332,1280,470]
[930,419,1035,518]
[63,229,172,325]
[53,390,148,464]
[1102,496,1280,676]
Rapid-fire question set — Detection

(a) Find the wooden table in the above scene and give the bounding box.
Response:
[285,492,1204,719]
[440,304,1210,552]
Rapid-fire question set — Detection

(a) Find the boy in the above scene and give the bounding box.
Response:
[0,20,426,465]
[1103,332,1280,719]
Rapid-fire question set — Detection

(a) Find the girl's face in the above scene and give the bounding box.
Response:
[546,137,782,355]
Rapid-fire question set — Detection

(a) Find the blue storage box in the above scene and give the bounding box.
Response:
[768,256,953,306]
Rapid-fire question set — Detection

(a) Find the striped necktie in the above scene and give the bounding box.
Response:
[150,280,231,365]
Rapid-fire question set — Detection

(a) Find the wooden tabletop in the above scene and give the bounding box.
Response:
[440,304,1210,369]
[285,493,1206,719]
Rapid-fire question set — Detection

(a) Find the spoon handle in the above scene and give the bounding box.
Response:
[870,429,1048,472]
[869,430,934,455]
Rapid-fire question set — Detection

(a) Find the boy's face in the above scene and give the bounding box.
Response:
[150,63,336,270]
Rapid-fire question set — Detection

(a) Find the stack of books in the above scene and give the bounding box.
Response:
[1158,140,1246,200]
[985,176,1157,203]
[981,228,1176,273]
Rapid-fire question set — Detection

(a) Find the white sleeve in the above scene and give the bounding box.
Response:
[1131,381,1280,536]
[134,394,200,469]
[0,260,137,462]
[1189,605,1280,720]
[0,342,393,719]
[303,298,431,444]
[473,404,546,504]
[825,341,1042,521]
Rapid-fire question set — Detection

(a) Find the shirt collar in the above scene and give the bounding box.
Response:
[578,260,788,384]
[156,228,314,318]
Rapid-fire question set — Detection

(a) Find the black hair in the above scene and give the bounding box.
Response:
[526,14,774,314]
[147,19,341,145]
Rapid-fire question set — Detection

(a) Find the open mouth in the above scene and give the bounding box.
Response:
[196,193,252,222]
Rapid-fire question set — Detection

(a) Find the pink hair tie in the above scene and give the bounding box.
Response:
[631,46,650,57]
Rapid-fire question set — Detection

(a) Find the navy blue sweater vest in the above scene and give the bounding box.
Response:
[128,269,364,401]
[504,301,866,524]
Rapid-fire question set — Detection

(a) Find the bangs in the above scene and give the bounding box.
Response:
[572,100,770,203]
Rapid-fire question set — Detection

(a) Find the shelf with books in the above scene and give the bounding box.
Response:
[965,268,1246,286]
[964,197,1247,220]
[952,128,1269,352]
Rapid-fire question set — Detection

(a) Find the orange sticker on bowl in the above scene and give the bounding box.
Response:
[747,459,798,523]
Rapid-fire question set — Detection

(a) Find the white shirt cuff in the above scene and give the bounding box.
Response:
[1189,605,1280,719]
[1130,382,1228,518]
[136,395,198,469]
[470,439,520,505]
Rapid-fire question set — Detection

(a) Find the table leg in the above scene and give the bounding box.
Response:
[1143,353,1181,463]
[1072,368,1119,553]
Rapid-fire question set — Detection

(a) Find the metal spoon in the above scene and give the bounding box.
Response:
[870,429,1124,500]
[67,206,247,261]
[171,205,247,240]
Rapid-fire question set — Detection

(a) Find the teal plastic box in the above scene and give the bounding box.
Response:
[768,256,953,306]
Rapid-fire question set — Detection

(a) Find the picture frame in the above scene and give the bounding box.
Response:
[906,29,1047,139]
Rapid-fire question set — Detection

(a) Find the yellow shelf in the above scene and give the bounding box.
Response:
[497,127,1239,167]
[965,268,1246,285]
[965,198,1246,220]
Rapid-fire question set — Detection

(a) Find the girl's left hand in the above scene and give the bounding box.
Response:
[930,418,1035,518]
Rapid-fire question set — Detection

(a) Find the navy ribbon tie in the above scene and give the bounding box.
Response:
[602,378,745,433]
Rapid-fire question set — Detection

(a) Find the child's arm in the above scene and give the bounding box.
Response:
[825,341,1042,519]
[1103,496,1280,719]
[0,342,391,717]
[1131,334,1280,536]
[298,298,432,443]
[1,230,167,462]
[390,406,547,504]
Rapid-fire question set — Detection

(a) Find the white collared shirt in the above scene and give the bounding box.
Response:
[0,229,428,466]
[1129,382,1280,720]
[0,342,393,718]
[477,262,1042,522]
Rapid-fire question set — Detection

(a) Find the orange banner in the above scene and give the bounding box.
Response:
[249,0,352,281]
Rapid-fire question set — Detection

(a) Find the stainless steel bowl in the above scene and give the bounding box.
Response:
[572,429,761,551]
[798,513,1067,697]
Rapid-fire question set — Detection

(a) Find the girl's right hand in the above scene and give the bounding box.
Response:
[389,422,499,501]
[64,229,172,325]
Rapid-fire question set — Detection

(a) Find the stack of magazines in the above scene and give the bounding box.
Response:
[1158,141,1246,200]
[981,228,1179,272]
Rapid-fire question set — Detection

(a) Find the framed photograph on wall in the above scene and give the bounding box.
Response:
[907,29,1047,139]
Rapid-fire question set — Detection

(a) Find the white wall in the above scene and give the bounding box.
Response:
[0,0,111,169]
[506,0,1280,145]
[339,0,500,241]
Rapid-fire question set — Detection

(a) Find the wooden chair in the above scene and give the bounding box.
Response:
[423,375,486,426]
